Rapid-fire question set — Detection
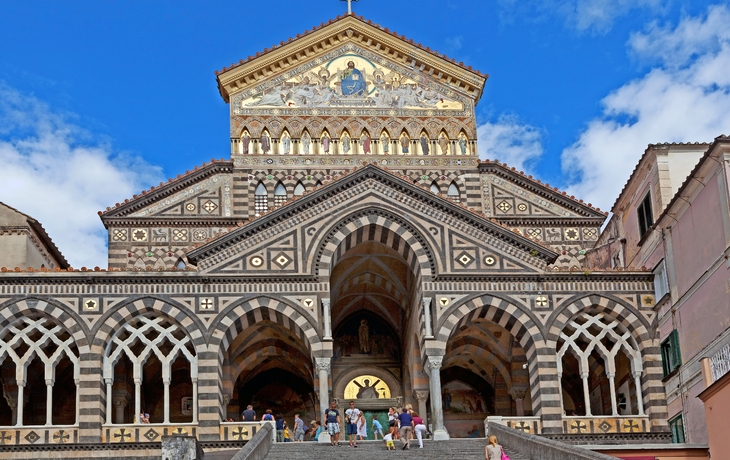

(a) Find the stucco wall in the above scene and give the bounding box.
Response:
[0,234,29,269]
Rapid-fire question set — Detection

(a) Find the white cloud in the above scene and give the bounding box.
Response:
[477,115,544,172]
[0,84,163,268]
[562,4,730,211]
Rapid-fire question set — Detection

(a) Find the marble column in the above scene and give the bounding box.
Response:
[192,378,199,423]
[315,358,331,425]
[45,379,53,425]
[322,299,332,340]
[15,381,25,427]
[134,378,142,423]
[415,390,430,428]
[163,378,171,424]
[608,372,618,416]
[422,298,433,338]
[509,387,528,417]
[113,396,129,424]
[633,371,645,415]
[426,356,449,440]
[581,372,592,416]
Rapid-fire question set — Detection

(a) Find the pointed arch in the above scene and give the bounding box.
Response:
[239,128,252,155]
[320,129,332,155]
[437,130,450,155]
[280,129,292,155]
[255,182,268,215]
[360,128,372,154]
[430,181,440,194]
[340,129,352,154]
[379,129,391,155]
[399,129,411,154]
[300,128,312,155]
[260,128,272,154]
[456,130,470,156]
[293,181,306,196]
[447,181,460,203]
[418,129,431,156]
[274,181,287,207]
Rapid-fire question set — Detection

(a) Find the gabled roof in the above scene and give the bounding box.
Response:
[186,164,558,267]
[215,14,488,104]
[478,160,608,220]
[0,202,70,269]
[98,159,233,223]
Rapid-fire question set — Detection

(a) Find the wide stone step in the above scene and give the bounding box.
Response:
[262,439,529,460]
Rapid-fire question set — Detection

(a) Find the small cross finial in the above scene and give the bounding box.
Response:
[340,0,358,14]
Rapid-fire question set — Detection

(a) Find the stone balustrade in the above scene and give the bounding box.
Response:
[0,425,78,445]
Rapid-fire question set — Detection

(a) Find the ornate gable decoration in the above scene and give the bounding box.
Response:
[232,44,468,118]
[216,16,487,111]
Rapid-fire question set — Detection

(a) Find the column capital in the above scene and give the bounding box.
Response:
[414,390,430,402]
[426,355,443,371]
[315,357,331,374]
[321,298,330,308]
[422,298,432,308]
[509,386,528,401]
[113,396,130,408]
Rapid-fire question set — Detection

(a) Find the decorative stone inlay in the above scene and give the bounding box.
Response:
[302,298,314,308]
[143,428,159,442]
[84,299,98,311]
[483,255,496,266]
[131,175,232,218]
[597,420,612,433]
[234,155,478,169]
[456,251,473,267]
[24,431,40,444]
[131,229,148,242]
[186,203,196,211]
[203,200,218,213]
[250,256,264,267]
[193,229,208,241]
[113,428,132,442]
[535,296,548,307]
[564,228,579,241]
[439,297,449,306]
[490,176,575,217]
[497,201,512,212]
[200,298,214,310]
[113,229,128,241]
[172,229,188,241]
[273,252,292,268]
[517,203,527,211]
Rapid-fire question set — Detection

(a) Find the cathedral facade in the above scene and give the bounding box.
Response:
[0,14,669,453]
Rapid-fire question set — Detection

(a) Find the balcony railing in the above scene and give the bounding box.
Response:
[101,423,198,443]
[0,425,78,445]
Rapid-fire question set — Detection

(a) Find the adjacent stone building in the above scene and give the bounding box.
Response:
[0,14,671,456]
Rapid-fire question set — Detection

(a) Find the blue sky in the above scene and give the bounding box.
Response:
[1,0,729,267]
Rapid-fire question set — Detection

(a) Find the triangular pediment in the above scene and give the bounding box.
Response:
[216,15,487,110]
[187,165,558,276]
[99,161,234,221]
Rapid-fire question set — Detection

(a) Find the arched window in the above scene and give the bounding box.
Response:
[0,315,80,426]
[293,181,305,196]
[255,182,268,215]
[175,258,186,270]
[103,314,198,425]
[430,182,440,194]
[274,182,287,207]
[447,182,460,203]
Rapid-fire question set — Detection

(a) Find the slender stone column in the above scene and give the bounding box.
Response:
[426,356,449,440]
[581,372,592,416]
[608,373,618,415]
[509,387,528,417]
[422,298,433,338]
[15,382,24,427]
[163,378,171,424]
[192,378,199,423]
[113,396,129,425]
[45,379,53,425]
[134,378,142,423]
[322,299,332,340]
[633,371,645,415]
[415,390,429,427]
[315,358,331,423]
[74,379,80,425]
[105,379,114,424]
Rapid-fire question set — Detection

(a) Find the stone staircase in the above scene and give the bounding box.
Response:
[260,439,529,460]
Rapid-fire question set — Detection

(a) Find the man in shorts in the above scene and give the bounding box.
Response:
[372,417,384,440]
[324,401,341,446]
[241,404,256,421]
[344,401,360,447]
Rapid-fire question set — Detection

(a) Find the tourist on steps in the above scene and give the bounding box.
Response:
[345,400,361,447]
[485,435,508,460]
[412,411,426,448]
[324,401,341,446]
[398,407,413,450]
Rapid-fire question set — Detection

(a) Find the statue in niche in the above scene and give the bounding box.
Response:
[380,133,390,154]
[361,133,371,154]
[242,132,251,154]
[420,133,430,155]
[342,134,351,154]
[438,134,449,155]
[400,134,409,154]
[355,378,381,399]
[301,132,311,154]
[359,319,370,354]
[261,132,271,154]
[281,133,291,155]
[458,133,468,155]
[322,135,330,154]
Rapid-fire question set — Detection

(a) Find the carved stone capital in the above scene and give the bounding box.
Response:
[426,355,443,372]
[222,394,232,408]
[315,357,331,374]
[509,386,528,401]
[414,390,430,402]
[422,298,432,309]
[113,396,130,408]
[321,298,330,308]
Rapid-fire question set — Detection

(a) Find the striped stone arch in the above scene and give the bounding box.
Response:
[547,294,668,428]
[335,272,407,305]
[91,297,207,355]
[315,208,437,280]
[209,296,321,362]
[444,345,513,391]
[0,298,89,353]
[435,294,543,360]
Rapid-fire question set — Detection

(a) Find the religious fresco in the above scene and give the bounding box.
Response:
[344,375,391,399]
[442,380,489,438]
[249,382,307,419]
[232,45,468,116]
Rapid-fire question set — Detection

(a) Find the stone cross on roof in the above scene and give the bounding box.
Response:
[340,0,358,14]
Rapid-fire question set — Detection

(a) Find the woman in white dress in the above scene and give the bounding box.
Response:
[356,413,368,440]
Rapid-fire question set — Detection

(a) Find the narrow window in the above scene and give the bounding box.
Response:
[274,182,287,207]
[661,330,681,377]
[430,182,440,194]
[175,258,186,270]
[447,182,460,203]
[255,182,268,215]
[653,260,669,300]
[668,414,685,443]
[293,182,305,196]
[637,192,654,238]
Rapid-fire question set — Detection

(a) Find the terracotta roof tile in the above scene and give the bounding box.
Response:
[215,14,488,79]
